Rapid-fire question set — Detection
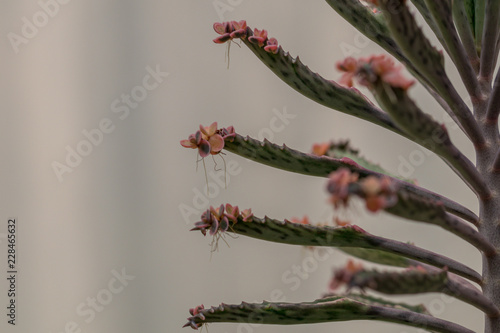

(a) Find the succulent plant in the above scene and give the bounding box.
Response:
[181,1,500,332]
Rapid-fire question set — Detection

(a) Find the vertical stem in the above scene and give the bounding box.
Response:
[476,97,500,333]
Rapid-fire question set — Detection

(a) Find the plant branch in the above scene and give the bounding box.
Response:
[223,133,479,224]
[378,0,485,146]
[322,0,488,149]
[423,0,482,98]
[217,215,483,284]
[239,38,407,137]
[328,170,492,254]
[410,0,450,56]
[334,267,500,317]
[440,213,496,255]
[239,34,489,199]
[492,146,500,172]
[369,72,490,199]
[486,68,500,121]
[184,297,475,333]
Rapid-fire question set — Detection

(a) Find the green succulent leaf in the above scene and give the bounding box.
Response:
[223,133,478,224]
[338,247,412,267]
[326,168,493,254]
[452,0,480,71]
[409,0,449,53]
[240,39,403,136]
[184,295,473,332]
[209,214,482,283]
[475,0,485,53]
[320,293,430,314]
[224,133,367,178]
[379,0,483,144]
[465,0,476,35]
[323,0,407,64]
[370,78,489,199]
[384,190,494,255]
[422,0,481,97]
[335,267,500,316]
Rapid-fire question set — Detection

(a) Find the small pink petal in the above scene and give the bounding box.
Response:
[336,57,358,72]
[365,196,385,212]
[248,28,268,47]
[221,126,236,141]
[382,71,415,90]
[241,209,253,222]
[219,216,229,232]
[209,134,225,153]
[198,140,211,157]
[200,122,218,137]
[264,38,278,53]
[194,131,202,145]
[253,28,267,39]
[213,22,227,35]
[180,139,196,148]
[213,34,232,44]
[232,20,247,31]
[338,72,355,88]
[209,219,219,235]
[212,204,224,217]
[230,29,247,39]
[248,36,266,47]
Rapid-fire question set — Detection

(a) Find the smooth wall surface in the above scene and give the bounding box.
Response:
[1,1,482,332]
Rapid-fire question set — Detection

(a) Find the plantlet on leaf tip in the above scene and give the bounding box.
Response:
[181,2,500,332]
[180,123,235,193]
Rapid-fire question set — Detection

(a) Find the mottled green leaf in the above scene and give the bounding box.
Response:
[422,0,481,97]
[217,214,482,283]
[322,293,430,314]
[379,0,483,144]
[184,295,474,332]
[465,0,476,34]
[338,247,412,267]
[452,0,480,71]
[240,39,403,135]
[323,0,442,98]
[341,173,494,254]
[223,133,479,224]
[370,78,489,199]
[410,0,449,53]
[323,0,407,64]
[337,267,499,316]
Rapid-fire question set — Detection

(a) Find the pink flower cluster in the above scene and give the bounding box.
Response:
[213,20,248,43]
[328,259,364,291]
[311,142,330,156]
[326,168,359,208]
[213,20,279,54]
[360,175,398,212]
[183,305,205,329]
[191,204,253,236]
[288,216,310,225]
[326,168,398,213]
[336,55,415,91]
[180,122,235,158]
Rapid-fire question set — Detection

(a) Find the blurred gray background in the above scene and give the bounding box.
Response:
[0,1,482,332]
